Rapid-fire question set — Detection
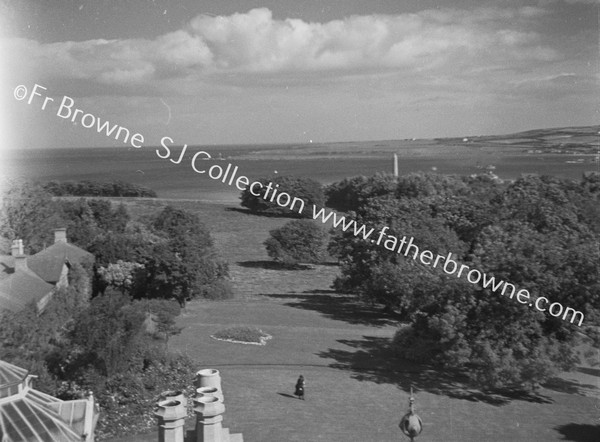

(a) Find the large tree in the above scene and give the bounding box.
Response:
[264,219,328,266]
[240,175,325,217]
[329,172,597,389]
[0,179,63,253]
[66,293,146,377]
[139,206,230,305]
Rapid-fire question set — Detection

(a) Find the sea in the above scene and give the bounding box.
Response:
[4,144,596,203]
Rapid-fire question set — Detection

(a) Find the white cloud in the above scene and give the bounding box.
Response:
[2,6,563,91]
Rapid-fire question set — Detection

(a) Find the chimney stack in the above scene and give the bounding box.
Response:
[196,387,224,403]
[194,369,222,391]
[14,254,28,273]
[155,399,187,442]
[54,228,67,243]
[194,396,225,442]
[12,239,27,272]
[11,239,24,256]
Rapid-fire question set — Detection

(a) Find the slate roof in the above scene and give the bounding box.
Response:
[0,256,14,281]
[27,242,93,284]
[0,268,54,313]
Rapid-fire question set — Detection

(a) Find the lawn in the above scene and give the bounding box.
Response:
[107,199,600,442]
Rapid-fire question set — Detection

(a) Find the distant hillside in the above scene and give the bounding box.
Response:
[238,125,599,159]
[442,125,599,154]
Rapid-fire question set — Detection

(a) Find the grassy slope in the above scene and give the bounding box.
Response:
[107,198,599,442]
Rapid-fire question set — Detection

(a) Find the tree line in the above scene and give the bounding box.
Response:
[245,172,599,389]
[0,179,229,438]
[43,179,157,198]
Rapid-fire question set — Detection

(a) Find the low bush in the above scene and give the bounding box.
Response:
[202,280,234,300]
[240,175,324,217]
[264,219,328,266]
[43,180,157,198]
[92,353,197,440]
[211,326,271,345]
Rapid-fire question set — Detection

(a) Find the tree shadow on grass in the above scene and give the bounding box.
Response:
[237,260,313,270]
[578,366,600,377]
[225,207,301,219]
[543,377,598,396]
[554,423,600,442]
[317,335,554,406]
[264,293,401,327]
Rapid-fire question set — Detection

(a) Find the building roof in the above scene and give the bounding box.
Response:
[0,391,82,442]
[0,360,97,442]
[0,268,54,313]
[0,256,14,281]
[49,397,95,438]
[27,242,93,284]
[0,360,28,389]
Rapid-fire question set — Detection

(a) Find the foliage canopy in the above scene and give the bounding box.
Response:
[264,219,328,266]
[328,172,599,389]
[240,175,325,217]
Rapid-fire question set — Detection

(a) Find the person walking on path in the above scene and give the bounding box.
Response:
[295,375,305,400]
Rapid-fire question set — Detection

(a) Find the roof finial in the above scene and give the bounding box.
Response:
[399,386,423,441]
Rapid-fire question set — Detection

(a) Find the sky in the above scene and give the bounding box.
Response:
[0,0,598,149]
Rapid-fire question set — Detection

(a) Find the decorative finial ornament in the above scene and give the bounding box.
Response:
[399,387,423,441]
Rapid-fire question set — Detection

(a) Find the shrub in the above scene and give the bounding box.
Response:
[42,180,157,198]
[0,179,63,253]
[240,175,324,217]
[328,172,595,390]
[202,280,234,300]
[325,173,397,212]
[136,206,230,305]
[264,219,328,266]
[211,326,271,345]
[67,293,147,377]
[93,353,197,440]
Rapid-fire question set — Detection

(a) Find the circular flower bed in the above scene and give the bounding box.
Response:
[211,326,272,346]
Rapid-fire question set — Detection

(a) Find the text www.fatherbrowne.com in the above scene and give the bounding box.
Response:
[310,207,584,326]
[13,83,585,327]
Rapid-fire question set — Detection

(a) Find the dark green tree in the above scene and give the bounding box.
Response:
[42,180,157,197]
[328,172,595,389]
[137,206,230,305]
[67,293,146,377]
[392,278,578,389]
[0,179,63,253]
[325,173,397,212]
[87,225,157,267]
[264,219,328,266]
[240,175,324,217]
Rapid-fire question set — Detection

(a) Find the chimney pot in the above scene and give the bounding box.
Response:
[11,240,24,256]
[155,399,187,442]
[194,396,225,442]
[54,228,67,243]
